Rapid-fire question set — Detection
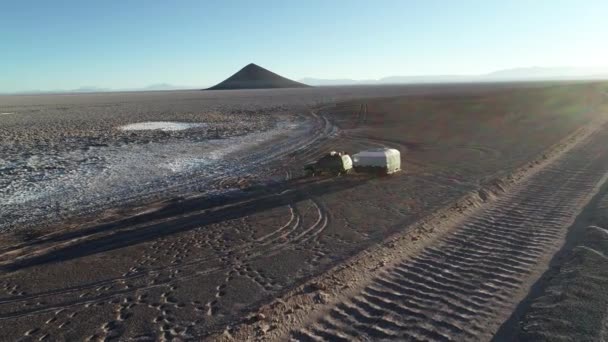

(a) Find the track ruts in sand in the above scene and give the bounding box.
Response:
[0,131,335,340]
[291,127,608,341]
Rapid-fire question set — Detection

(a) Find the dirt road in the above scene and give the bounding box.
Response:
[282,124,608,341]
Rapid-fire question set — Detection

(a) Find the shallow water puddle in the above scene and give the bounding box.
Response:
[119,121,206,131]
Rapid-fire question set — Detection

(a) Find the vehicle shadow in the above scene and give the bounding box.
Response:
[2,174,373,272]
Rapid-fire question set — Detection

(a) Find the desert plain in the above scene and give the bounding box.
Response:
[1,82,608,341]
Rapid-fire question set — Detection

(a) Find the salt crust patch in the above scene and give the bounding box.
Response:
[119,121,206,131]
[0,120,303,228]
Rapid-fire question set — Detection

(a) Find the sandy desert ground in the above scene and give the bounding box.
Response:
[1,82,607,341]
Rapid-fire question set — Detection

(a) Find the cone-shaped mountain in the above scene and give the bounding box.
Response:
[206,63,310,90]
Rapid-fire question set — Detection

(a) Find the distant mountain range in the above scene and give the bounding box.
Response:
[299,67,608,86]
[4,83,191,95]
[4,66,608,95]
[141,83,189,91]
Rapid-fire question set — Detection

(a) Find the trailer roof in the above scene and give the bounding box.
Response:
[354,148,400,157]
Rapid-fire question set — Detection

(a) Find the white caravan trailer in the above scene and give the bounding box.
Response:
[352,148,401,174]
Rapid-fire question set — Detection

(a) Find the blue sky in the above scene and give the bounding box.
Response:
[1,0,606,92]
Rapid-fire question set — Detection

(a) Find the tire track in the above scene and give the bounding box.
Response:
[0,168,332,323]
[0,107,336,276]
[291,125,608,341]
[2,107,333,236]
[0,193,323,316]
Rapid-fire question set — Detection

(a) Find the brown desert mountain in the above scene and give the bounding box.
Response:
[206,63,310,90]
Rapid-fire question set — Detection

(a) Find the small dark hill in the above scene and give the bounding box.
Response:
[206,63,310,90]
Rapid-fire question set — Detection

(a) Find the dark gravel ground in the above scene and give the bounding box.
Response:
[0,84,550,232]
[0,83,606,341]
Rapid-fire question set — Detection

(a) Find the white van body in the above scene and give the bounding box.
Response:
[352,148,401,174]
[341,154,353,171]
